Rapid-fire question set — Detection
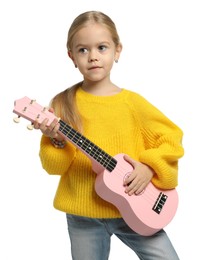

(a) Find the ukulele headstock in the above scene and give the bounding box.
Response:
[13,96,57,129]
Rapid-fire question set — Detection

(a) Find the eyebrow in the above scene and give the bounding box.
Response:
[75,41,111,49]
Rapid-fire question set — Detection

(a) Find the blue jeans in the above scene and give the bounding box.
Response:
[66,214,179,260]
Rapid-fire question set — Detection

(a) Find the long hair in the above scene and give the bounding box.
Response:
[50,11,121,132]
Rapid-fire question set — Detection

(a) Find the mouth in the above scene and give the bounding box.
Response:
[88,66,101,70]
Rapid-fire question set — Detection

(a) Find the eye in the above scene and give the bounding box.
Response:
[98,45,107,51]
[78,48,88,54]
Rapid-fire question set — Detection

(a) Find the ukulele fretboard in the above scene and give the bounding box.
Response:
[59,120,117,172]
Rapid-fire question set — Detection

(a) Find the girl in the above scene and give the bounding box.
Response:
[34,10,184,260]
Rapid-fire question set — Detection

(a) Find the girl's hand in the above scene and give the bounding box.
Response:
[33,108,64,141]
[123,155,154,195]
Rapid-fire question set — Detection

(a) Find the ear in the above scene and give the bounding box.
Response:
[68,50,77,67]
[115,43,123,61]
[68,50,73,60]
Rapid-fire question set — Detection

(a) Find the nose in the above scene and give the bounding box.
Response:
[89,58,98,62]
[88,50,98,62]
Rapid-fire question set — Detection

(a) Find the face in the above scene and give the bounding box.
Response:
[69,23,122,83]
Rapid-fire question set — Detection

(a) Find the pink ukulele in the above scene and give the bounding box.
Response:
[13,96,179,236]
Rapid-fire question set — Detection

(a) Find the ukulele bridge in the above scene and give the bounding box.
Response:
[152,192,168,214]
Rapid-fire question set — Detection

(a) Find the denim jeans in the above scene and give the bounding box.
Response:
[66,214,179,260]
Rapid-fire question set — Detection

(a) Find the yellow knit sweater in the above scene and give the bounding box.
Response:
[39,87,184,218]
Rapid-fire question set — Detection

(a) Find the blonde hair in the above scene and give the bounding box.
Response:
[51,11,121,132]
[67,10,120,51]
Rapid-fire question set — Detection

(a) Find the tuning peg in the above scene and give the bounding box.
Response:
[13,116,21,123]
[27,123,34,130]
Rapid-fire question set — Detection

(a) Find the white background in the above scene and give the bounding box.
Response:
[1,0,202,259]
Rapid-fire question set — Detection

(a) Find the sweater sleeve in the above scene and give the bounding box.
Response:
[39,135,77,175]
[134,94,184,189]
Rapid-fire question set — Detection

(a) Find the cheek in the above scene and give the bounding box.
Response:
[76,59,85,68]
[105,52,115,62]
[76,60,87,73]
[105,55,115,68]
[77,54,85,61]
